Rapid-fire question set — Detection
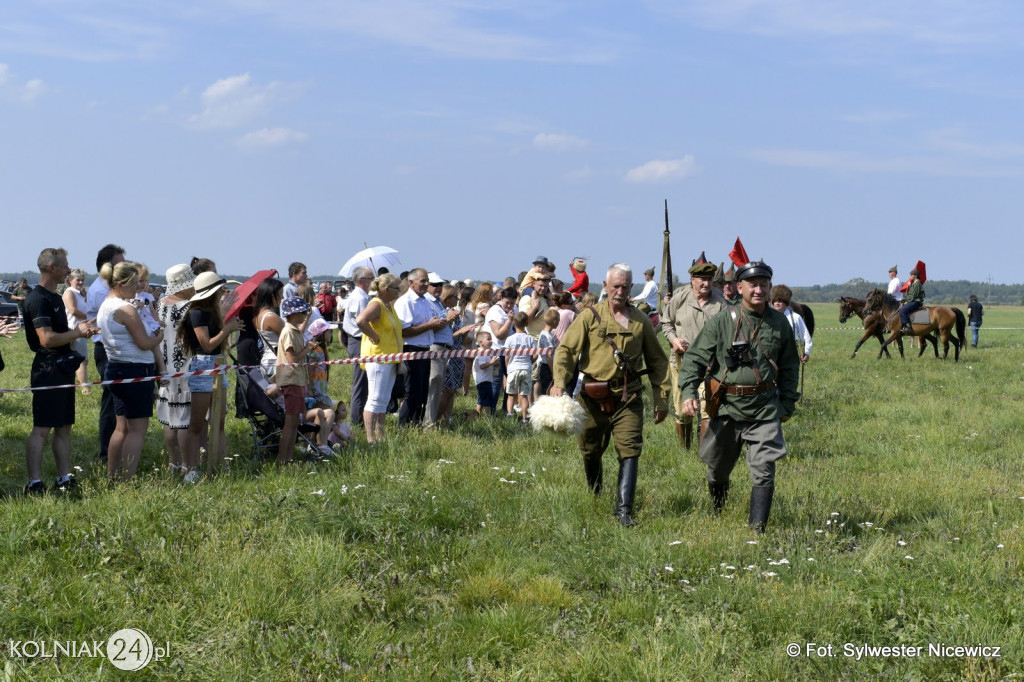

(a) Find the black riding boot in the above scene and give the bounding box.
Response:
[583,457,603,495]
[615,457,638,527]
[748,486,774,534]
[708,481,729,514]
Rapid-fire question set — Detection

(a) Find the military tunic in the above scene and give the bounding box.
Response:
[661,284,727,421]
[677,304,800,486]
[554,300,671,460]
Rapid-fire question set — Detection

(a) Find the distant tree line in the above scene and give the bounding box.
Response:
[792,279,1024,306]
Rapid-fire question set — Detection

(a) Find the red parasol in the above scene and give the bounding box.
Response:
[223,269,278,321]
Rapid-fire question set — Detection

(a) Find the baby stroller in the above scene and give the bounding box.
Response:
[235,366,325,461]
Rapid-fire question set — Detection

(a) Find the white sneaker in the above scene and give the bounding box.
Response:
[183,469,201,484]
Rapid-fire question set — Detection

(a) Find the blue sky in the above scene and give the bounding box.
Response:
[3,1,1023,286]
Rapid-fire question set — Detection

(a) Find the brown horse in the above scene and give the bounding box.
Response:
[838,296,939,359]
[864,289,966,361]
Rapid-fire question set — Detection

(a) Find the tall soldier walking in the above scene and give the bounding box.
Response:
[552,264,671,527]
[677,261,800,533]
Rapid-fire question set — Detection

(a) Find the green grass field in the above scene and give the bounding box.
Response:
[0,305,1021,679]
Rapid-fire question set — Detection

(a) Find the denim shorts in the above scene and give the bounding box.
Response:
[188,354,216,393]
[106,362,156,419]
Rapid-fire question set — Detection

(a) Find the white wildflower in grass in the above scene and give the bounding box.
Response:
[353,484,365,490]
[724,565,736,571]
[73,466,83,472]
[904,555,914,560]
[340,486,348,495]
[814,530,824,534]
[438,459,455,464]
[997,544,1004,549]
[491,467,501,471]
[664,566,674,572]
[747,540,758,545]
[953,537,960,541]
[864,522,874,527]
[744,565,756,571]
[898,540,908,546]
[777,558,790,565]
[830,512,840,517]
[719,574,735,579]
[807,558,816,562]
[826,520,832,525]
[309,471,317,475]
[481,522,486,527]
[311,489,325,496]
[669,540,682,546]
[680,579,690,584]
[499,478,517,484]
[542,467,547,472]
[762,571,778,578]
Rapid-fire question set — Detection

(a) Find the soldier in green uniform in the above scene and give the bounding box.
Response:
[552,263,671,527]
[898,268,924,334]
[677,260,801,533]
[661,255,727,448]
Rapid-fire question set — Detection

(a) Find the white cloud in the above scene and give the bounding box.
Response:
[674,0,1020,47]
[235,127,309,149]
[624,156,698,183]
[747,147,1018,177]
[839,111,913,123]
[923,128,1024,159]
[0,63,49,103]
[565,165,594,183]
[533,132,590,151]
[188,73,300,130]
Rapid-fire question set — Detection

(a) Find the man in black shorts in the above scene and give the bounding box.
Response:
[23,247,99,495]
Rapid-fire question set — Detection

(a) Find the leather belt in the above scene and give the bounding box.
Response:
[722,381,774,397]
[605,377,643,392]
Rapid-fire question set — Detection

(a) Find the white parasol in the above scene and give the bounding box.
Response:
[339,245,402,277]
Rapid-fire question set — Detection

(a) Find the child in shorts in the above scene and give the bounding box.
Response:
[276,296,314,463]
[503,312,536,422]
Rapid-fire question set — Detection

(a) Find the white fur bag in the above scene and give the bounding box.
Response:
[529,395,586,436]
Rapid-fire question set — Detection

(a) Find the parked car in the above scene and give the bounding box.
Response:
[0,290,19,321]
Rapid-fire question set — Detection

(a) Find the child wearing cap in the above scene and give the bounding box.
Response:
[275,295,318,463]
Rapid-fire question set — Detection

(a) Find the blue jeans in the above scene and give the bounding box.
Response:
[970,324,980,346]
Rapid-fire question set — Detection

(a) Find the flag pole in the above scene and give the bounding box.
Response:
[659,199,674,313]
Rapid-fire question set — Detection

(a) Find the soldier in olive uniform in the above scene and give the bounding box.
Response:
[678,261,800,533]
[661,256,727,448]
[552,263,671,527]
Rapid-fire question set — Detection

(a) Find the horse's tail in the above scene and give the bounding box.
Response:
[953,307,967,350]
[802,305,815,337]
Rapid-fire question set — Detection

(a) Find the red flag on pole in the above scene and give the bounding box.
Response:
[915,260,927,283]
[728,238,749,267]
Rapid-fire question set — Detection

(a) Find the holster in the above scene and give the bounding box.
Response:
[583,381,618,414]
[703,376,726,419]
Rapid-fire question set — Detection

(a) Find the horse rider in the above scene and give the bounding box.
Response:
[887,266,903,302]
[677,260,801,533]
[898,268,924,334]
[661,254,726,448]
[552,263,671,527]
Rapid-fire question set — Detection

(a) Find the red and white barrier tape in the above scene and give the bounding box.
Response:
[0,346,553,393]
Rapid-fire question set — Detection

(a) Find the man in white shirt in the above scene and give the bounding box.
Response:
[631,267,660,311]
[342,268,373,427]
[887,266,903,302]
[85,243,126,461]
[484,287,518,414]
[424,272,457,426]
[395,268,446,425]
